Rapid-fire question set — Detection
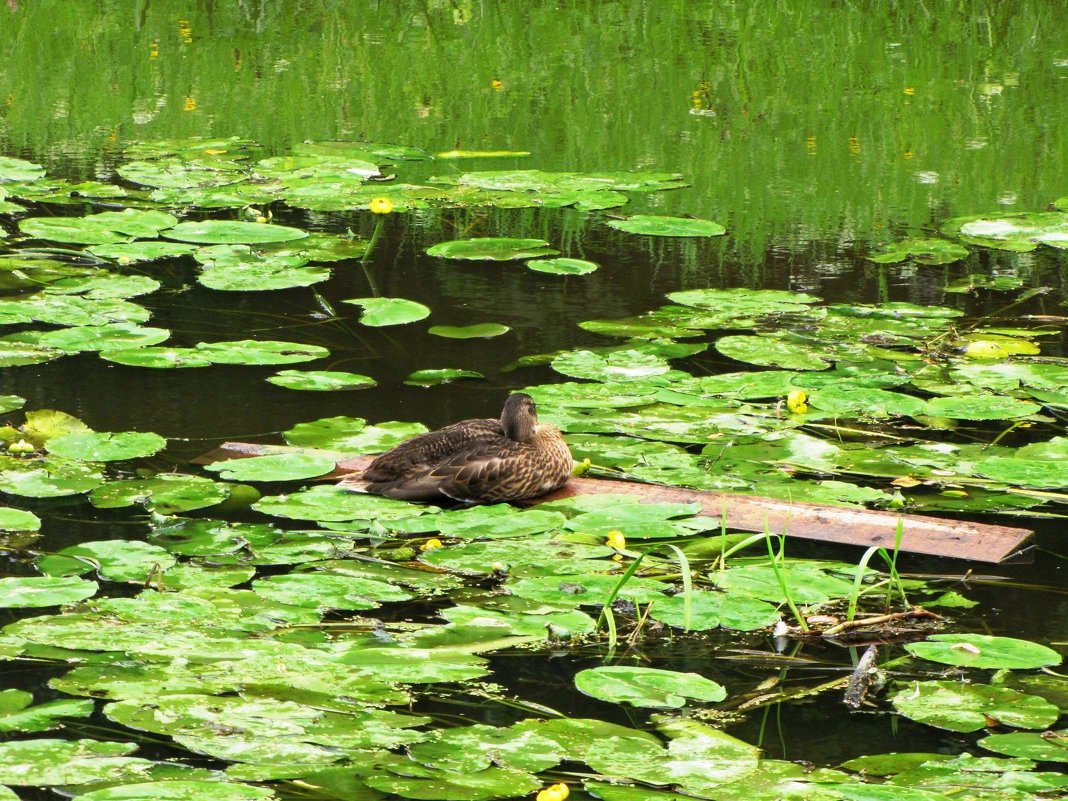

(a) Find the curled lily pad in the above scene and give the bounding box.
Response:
[343,297,431,327]
[426,238,559,261]
[525,257,599,275]
[164,220,309,245]
[606,215,725,237]
[427,324,510,339]
[267,370,377,391]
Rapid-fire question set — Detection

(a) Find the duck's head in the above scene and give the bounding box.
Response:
[501,392,539,442]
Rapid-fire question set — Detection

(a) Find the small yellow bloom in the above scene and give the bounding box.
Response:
[420,538,443,552]
[903,87,915,96]
[535,783,569,801]
[182,96,197,112]
[605,530,626,550]
[7,439,34,454]
[369,197,394,215]
[786,389,808,415]
[149,41,159,59]
[491,79,504,90]
[848,136,860,156]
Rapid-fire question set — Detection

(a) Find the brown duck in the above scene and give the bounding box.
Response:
[342,393,573,504]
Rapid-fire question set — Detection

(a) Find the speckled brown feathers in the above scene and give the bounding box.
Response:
[341,393,572,504]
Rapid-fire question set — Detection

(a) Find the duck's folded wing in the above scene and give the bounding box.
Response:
[361,418,501,482]
[366,439,526,503]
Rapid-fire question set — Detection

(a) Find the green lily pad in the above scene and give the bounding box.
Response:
[428,323,510,339]
[19,209,178,244]
[117,157,247,189]
[45,431,167,462]
[943,212,1068,251]
[11,324,170,353]
[974,457,1068,488]
[409,724,563,773]
[365,765,540,801]
[51,540,176,583]
[0,576,98,608]
[73,779,276,801]
[426,238,559,261]
[924,395,1041,420]
[575,666,726,708]
[203,453,336,482]
[715,335,832,370]
[195,245,329,291]
[525,257,599,275]
[405,368,485,386]
[0,341,62,367]
[0,156,45,182]
[343,297,431,326]
[978,730,1068,762]
[193,340,329,365]
[100,347,214,368]
[0,506,38,530]
[867,238,970,265]
[164,220,309,245]
[606,214,725,237]
[551,348,671,381]
[890,680,1060,733]
[284,416,428,452]
[905,634,1062,669]
[0,738,154,786]
[0,689,94,734]
[88,241,199,262]
[90,474,231,514]
[266,370,377,391]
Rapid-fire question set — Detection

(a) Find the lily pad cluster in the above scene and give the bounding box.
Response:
[529,286,1068,516]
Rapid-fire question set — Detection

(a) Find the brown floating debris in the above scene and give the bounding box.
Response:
[193,442,1035,564]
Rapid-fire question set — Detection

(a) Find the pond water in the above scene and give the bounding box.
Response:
[0,3,1067,800]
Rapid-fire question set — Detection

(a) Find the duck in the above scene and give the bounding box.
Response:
[340,393,573,504]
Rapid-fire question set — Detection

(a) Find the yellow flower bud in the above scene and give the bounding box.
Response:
[786,389,808,415]
[369,197,394,215]
[419,538,443,552]
[605,530,626,550]
[535,783,569,801]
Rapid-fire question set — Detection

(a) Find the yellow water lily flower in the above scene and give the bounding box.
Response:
[369,197,394,215]
[536,783,569,801]
[419,538,443,552]
[786,389,808,415]
[605,530,626,550]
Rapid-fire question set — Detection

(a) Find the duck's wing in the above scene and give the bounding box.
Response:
[360,418,502,482]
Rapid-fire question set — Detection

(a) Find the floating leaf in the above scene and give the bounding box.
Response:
[100,347,213,368]
[905,634,1062,669]
[0,507,40,531]
[0,738,154,786]
[266,370,377,391]
[19,210,178,245]
[575,666,726,708]
[551,349,671,381]
[343,297,431,326]
[715,335,832,370]
[0,689,94,733]
[203,453,336,482]
[405,368,485,387]
[0,156,45,182]
[193,340,329,365]
[11,324,170,353]
[45,431,167,462]
[73,779,276,801]
[525,257,599,275]
[164,220,309,245]
[978,730,1068,762]
[867,238,970,265]
[284,416,428,452]
[924,395,1041,420]
[0,576,98,608]
[90,474,230,514]
[426,238,559,261]
[606,214,725,237]
[427,323,510,339]
[890,680,1060,732]
[253,573,412,610]
[943,211,1068,251]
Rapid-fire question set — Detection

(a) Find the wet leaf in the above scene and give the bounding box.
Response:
[343,297,431,326]
[204,453,336,482]
[906,634,1062,669]
[867,238,969,265]
[19,210,178,245]
[193,340,329,365]
[575,666,726,708]
[426,238,559,261]
[428,323,510,339]
[606,214,725,237]
[405,368,485,386]
[45,431,167,462]
[164,220,309,245]
[0,576,98,608]
[90,474,230,514]
[0,689,93,733]
[924,395,1041,420]
[978,730,1068,762]
[525,257,599,275]
[891,680,1060,732]
[0,738,154,786]
[715,335,832,370]
[266,370,376,391]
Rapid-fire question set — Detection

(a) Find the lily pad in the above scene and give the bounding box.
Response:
[427,323,510,339]
[19,210,178,245]
[575,666,726,708]
[905,634,1062,669]
[525,257,599,275]
[203,453,336,482]
[193,340,329,365]
[0,576,98,608]
[45,431,167,462]
[164,220,309,245]
[867,238,970,265]
[606,215,725,237]
[551,349,671,381]
[343,297,431,327]
[405,368,486,386]
[890,680,1060,732]
[266,370,377,391]
[426,238,559,261]
[924,395,1041,420]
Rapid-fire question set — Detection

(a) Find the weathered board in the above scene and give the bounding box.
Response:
[194,442,1034,564]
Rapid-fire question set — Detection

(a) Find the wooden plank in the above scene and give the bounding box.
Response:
[194,442,1034,564]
